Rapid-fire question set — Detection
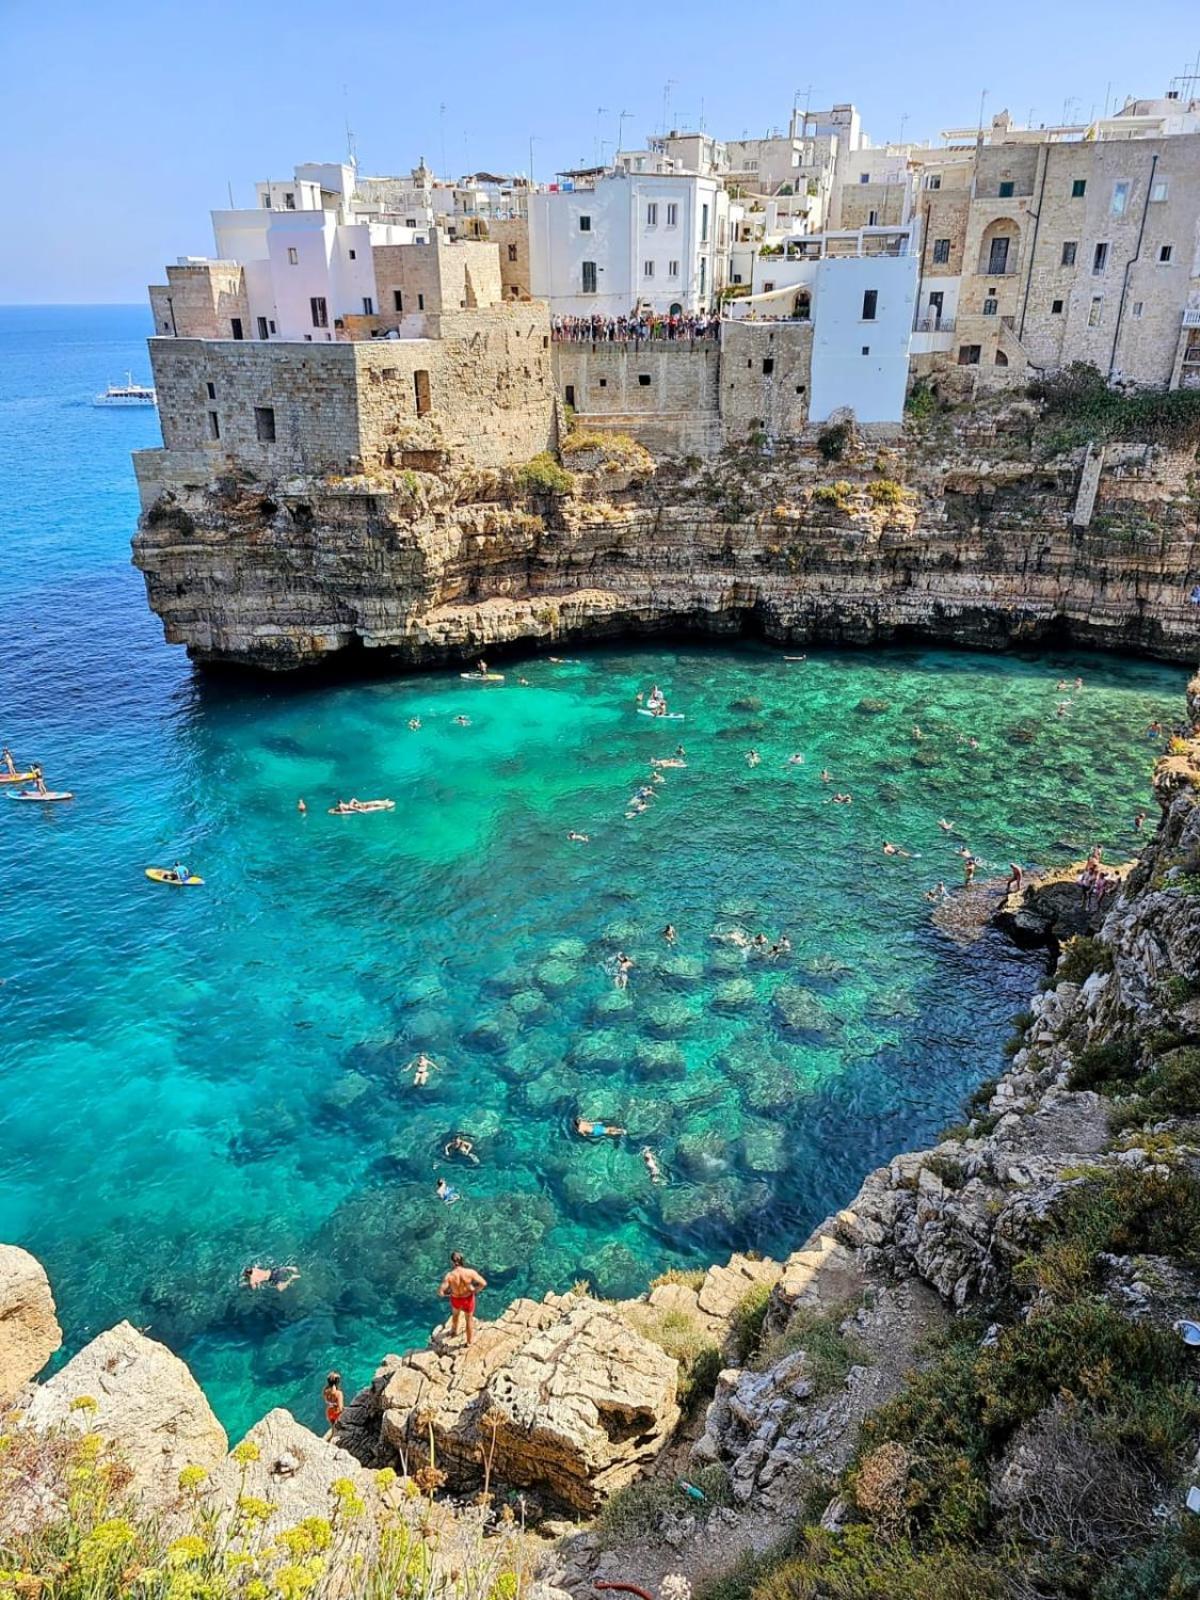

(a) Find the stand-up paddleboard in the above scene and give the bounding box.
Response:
[784,655,807,661]
[0,771,37,784]
[9,790,72,802]
[146,868,204,886]
[328,800,395,815]
[637,709,685,720]
[460,672,505,682]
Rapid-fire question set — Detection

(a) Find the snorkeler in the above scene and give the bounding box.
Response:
[436,1176,462,1206]
[408,717,422,731]
[454,715,471,727]
[641,1147,664,1184]
[882,842,912,858]
[242,1264,300,1293]
[567,830,590,842]
[613,953,635,989]
[444,1134,479,1165]
[746,750,760,767]
[574,1117,626,1139]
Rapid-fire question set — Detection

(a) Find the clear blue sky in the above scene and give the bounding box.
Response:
[3,0,1197,302]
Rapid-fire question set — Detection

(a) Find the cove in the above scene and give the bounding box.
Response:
[0,307,1189,1440]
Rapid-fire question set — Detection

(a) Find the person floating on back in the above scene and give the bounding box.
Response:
[438,1251,488,1346]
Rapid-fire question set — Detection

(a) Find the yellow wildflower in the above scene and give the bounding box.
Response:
[166,1535,209,1567]
[231,1440,261,1465]
[178,1464,208,1491]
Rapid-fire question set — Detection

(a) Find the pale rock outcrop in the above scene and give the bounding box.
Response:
[23,1321,227,1507]
[352,1293,680,1512]
[0,1244,61,1397]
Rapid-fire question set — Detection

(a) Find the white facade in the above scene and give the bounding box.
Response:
[734,226,919,422]
[529,171,728,316]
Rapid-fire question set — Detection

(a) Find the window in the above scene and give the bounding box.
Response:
[958,344,981,365]
[256,316,269,340]
[732,272,742,284]
[262,194,272,208]
[393,289,404,312]
[1071,178,1087,197]
[598,377,607,387]
[859,172,870,184]
[230,317,244,340]
[983,297,998,316]
[581,260,597,294]
[206,381,216,400]
[861,289,878,320]
[1061,241,1077,266]
[998,180,1015,198]
[287,247,299,265]
[564,385,575,407]
[646,202,658,225]
[417,293,425,310]
[579,215,591,232]
[269,320,276,333]
[1051,298,1064,314]
[925,174,942,190]
[762,358,774,375]
[254,406,276,443]
[762,280,775,293]
[1092,242,1109,274]
[508,243,518,262]
[987,236,1011,275]
[1111,181,1130,216]
[361,296,373,314]
[1088,295,1103,327]
[310,297,328,328]
[413,370,431,416]
[1151,180,1169,202]
[868,209,879,226]
[666,202,678,226]
[207,410,220,439]
[1159,244,1173,263]
[643,260,654,278]
[668,260,679,276]
[1132,301,1144,318]
[861,345,870,356]
[638,374,651,386]
[348,249,356,260]
[284,192,295,210]
[932,237,951,264]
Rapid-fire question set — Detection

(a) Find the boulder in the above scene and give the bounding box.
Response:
[23,1321,227,1508]
[367,1293,680,1513]
[203,1408,380,1536]
[0,1244,62,1397]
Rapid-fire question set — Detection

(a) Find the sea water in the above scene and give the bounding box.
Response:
[0,305,1188,1439]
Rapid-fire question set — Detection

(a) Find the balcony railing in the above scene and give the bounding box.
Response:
[1183,308,1200,328]
[916,316,956,333]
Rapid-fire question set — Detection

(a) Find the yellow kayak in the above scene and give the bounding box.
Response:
[146,868,204,886]
[0,771,37,784]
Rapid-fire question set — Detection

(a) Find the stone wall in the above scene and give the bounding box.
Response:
[371,238,503,324]
[489,219,532,302]
[149,263,250,341]
[720,321,812,440]
[552,343,720,417]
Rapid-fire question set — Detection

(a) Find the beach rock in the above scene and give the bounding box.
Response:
[0,1245,62,1398]
[365,1294,679,1512]
[203,1408,380,1535]
[23,1322,227,1508]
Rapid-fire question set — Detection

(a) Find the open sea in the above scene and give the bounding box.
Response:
[0,303,1189,1439]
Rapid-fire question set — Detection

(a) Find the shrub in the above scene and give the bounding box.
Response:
[751,1525,1011,1600]
[905,380,940,423]
[1111,1045,1200,1129]
[867,478,905,509]
[812,481,855,512]
[728,1282,773,1364]
[753,1306,865,1395]
[1065,1034,1140,1092]
[817,420,853,460]
[1055,934,1114,985]
[596,1463,731,1547]
[515,452,574,496]
[1029,362,1200,446]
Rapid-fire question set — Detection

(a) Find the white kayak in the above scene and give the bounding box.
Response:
[9,789,73,802]
[460,672,505,682]
[637,708,685,720]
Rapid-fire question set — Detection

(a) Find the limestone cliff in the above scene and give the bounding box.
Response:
[132,405,1200,671]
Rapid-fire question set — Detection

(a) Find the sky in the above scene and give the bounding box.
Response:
[2,0,1198,303]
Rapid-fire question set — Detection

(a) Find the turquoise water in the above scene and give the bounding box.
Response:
[0,306,1189,1441]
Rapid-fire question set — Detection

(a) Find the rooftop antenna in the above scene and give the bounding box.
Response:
[699,97,706,132]
[227,179,235,208]
[899,110,909,145]
[596,106,610,165]
[439,103,448,178]
[1103,80,1113,118]
[661,79,677,135]
[617,110,633,153]
[977,88,989,134]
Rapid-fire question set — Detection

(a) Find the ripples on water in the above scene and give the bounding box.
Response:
[0,306,1188,1436]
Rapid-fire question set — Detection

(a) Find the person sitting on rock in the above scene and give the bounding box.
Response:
[438,1251,488,1346]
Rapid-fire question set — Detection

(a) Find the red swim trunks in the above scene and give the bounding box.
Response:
[450,1293,476,1315]
[326,1405,342,1424]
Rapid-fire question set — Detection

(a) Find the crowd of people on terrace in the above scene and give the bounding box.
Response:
[551,310,723,344]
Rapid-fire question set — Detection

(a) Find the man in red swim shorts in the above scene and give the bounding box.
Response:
[438,1251,488,1346]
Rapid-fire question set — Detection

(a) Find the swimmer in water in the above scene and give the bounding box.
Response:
[820,769,833,783]
[770,933,792,958]
[297,798,307,814]
[968,737,979,750]
[752,933,769,953]
[747,750,760,767]
[938,818,954,832]
[407,1054,439,1087]
[641,1147,664,1185]
[567,831,590,842]
[614,953,635,989]
[408,717,421,731]
[444,1134,479,1165]
[882,842,912,857]
[575,1118,626,1139]
[454,715,471,727]
[675,745,686,758]
[912,725,923,742]
[651,771,665,785]
[663,924,677,944]
[786,753,805,766]
[518,677,529,686]
[1134,810,1146,832]
[831,792,853,805]
[436,1177,461,1206]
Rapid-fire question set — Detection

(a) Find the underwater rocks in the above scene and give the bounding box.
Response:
[23,1322,227,1509]
[0,1244,62,1398]
[358,1293,680,1513]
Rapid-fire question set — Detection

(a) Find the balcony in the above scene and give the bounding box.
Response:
[1183,308,1200,328]
[916,315,955,333]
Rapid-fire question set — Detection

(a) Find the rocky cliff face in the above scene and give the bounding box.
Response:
[132,407,1200,671]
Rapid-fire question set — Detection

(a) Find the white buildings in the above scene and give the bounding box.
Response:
[528,168,729,316]
[731,225,920,422]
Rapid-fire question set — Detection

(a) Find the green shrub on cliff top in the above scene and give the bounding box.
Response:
[1029,362,1200,446]
[515,452,574,496]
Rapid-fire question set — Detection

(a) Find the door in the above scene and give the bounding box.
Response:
[986,237,1010,276]
[231,317,244,340]
[927,291,944,329]
[256,316,269,340]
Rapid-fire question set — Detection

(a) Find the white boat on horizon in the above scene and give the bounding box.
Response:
[93,373,157,408]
